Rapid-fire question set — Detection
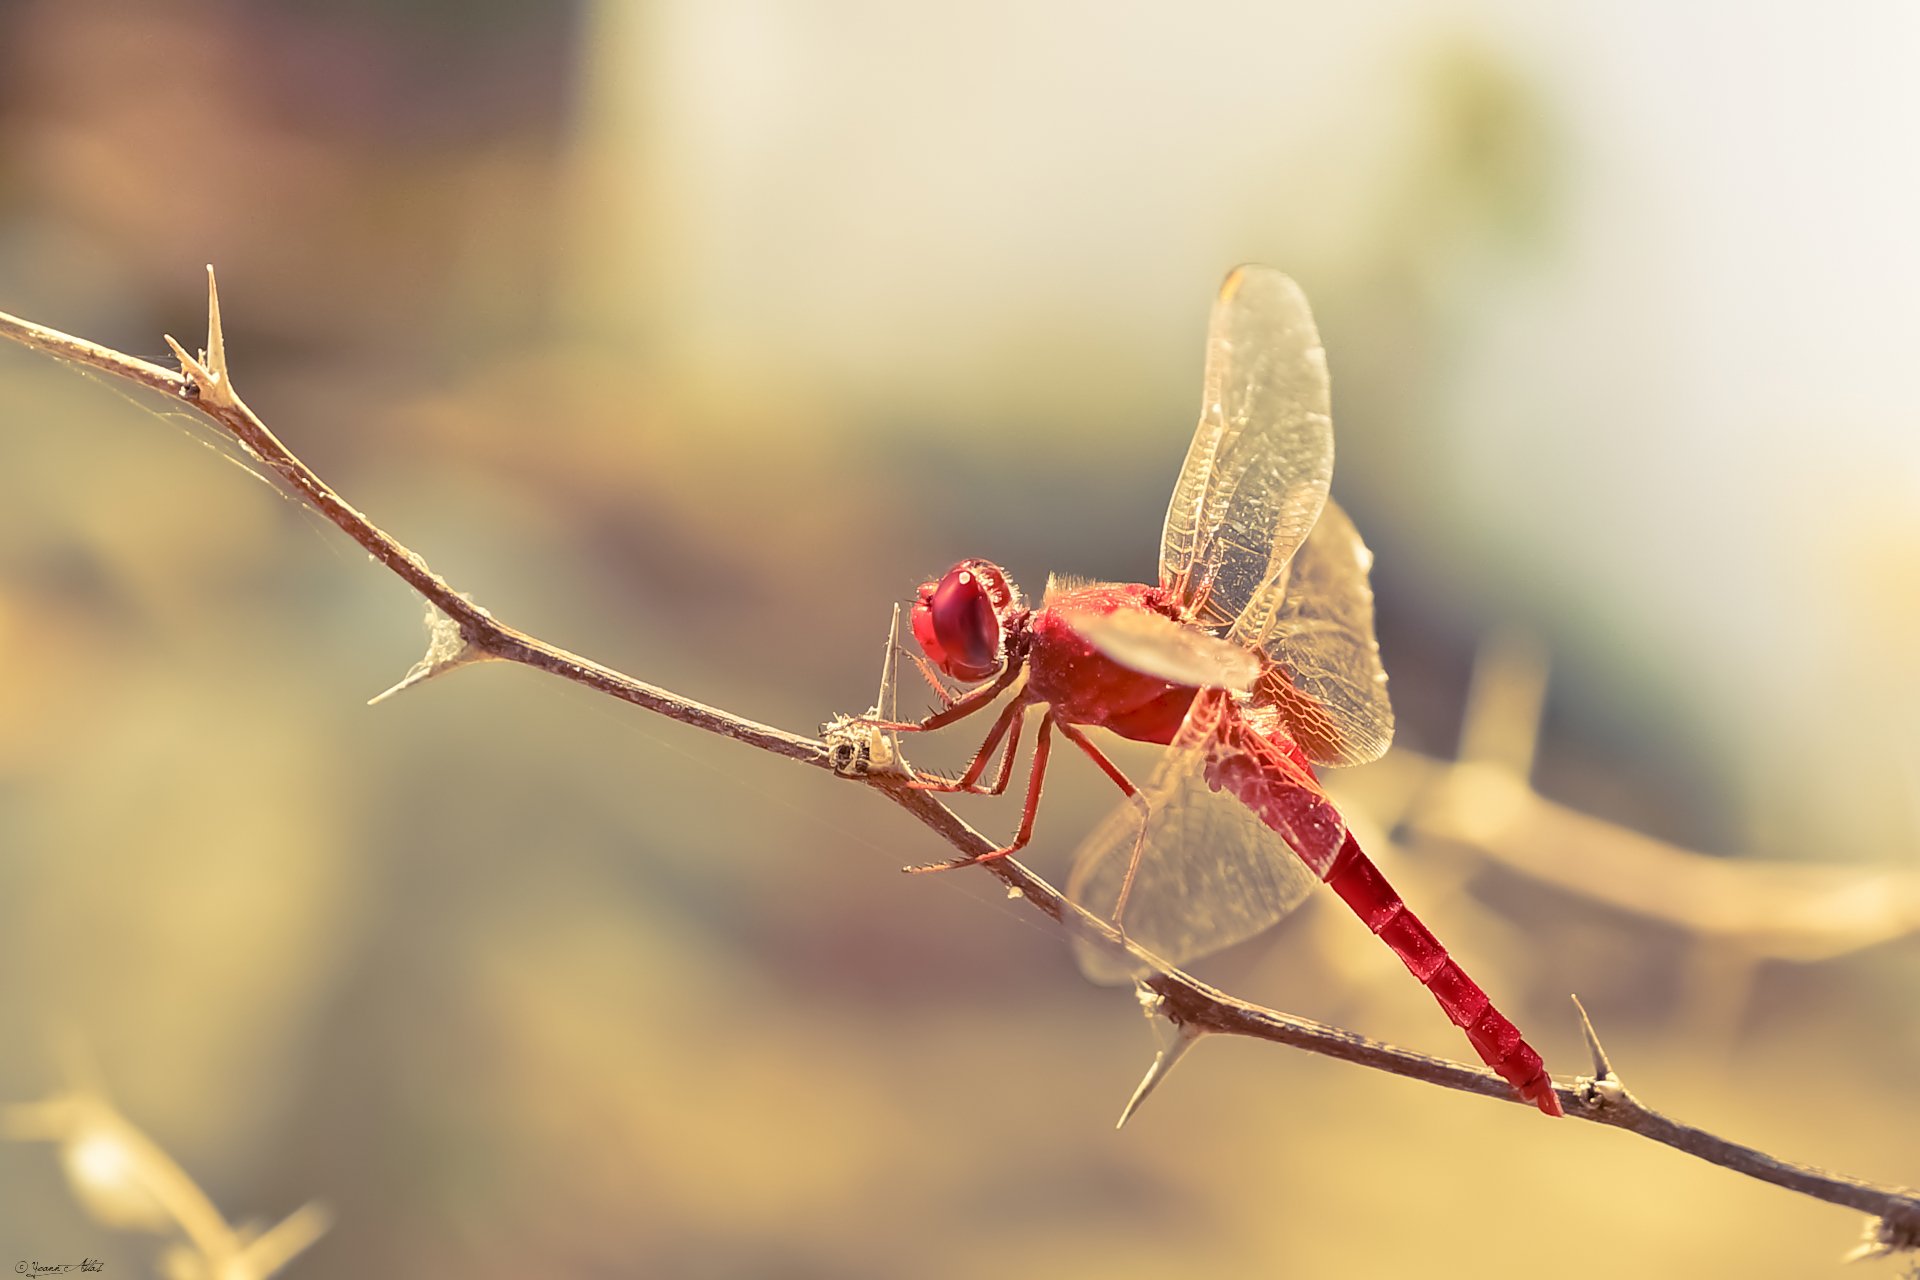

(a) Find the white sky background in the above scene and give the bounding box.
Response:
[572,0,1920,861]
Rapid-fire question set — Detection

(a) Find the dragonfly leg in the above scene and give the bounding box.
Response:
[907,651,961,706]
[866,661,1022,734]
[907,695,1029,797]
[905,711,1054,874]
[1053,722,1151,931]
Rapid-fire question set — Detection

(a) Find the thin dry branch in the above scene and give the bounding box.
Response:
[3,1074,329,1279]
[3,269,1917,1250]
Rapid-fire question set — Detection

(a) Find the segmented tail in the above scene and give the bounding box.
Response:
[1324,833,1561,1115]
[1203,695,1560,1115]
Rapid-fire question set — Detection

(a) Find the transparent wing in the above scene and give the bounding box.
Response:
[1067,695,1320,985]
[1055,605,1260,692]
[1235,499,1395,767]
[1160,265,1333,631]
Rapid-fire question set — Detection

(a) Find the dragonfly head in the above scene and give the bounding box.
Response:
[911,560,1025,682]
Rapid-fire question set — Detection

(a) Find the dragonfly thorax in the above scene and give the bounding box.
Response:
[911,560,1028,683]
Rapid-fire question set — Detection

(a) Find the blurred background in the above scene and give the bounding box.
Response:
[0,1,1917,1275]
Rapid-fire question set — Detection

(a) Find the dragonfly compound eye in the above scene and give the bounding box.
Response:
[912,561,1006,682]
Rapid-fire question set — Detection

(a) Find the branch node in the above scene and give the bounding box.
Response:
[822,713,902,777]
[1577,1074,1629,1109]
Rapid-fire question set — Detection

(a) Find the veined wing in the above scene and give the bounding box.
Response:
[1160,265,1333,632]
[1068,692,1320,985]
[1235,499,1394,767]
[1055,604,1260,692]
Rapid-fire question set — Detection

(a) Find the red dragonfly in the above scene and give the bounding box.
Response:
[875,265,1561,1115]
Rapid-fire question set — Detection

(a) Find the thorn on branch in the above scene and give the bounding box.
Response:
[162,332,209,399]
[1843,1213,1920,1263]
[1571,993,1614,1078]
[1570,993,1629,1108]
[822,607,923,777]
[368,602,489,705]
[1117,983,1205,1129]
[202,261,229,388]
[163,264,241,412]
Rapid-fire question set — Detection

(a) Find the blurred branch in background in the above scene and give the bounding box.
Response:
[2,270,1917,1258]
[1420,633,1920,961]
[1337,632,1920,1047]
[3,1039,328,1280]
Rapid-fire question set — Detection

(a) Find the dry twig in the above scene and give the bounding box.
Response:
[1357,633,1920,964]
[2,268,1916,1253]
[3,1046,329,1279]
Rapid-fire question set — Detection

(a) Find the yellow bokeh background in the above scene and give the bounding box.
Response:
[1,3,1917,1276]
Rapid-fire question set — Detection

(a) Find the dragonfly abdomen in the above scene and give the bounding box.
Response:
[1202,706,1346,873]
[1323,834,1562,1116]
[1201,701,1560,1114]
